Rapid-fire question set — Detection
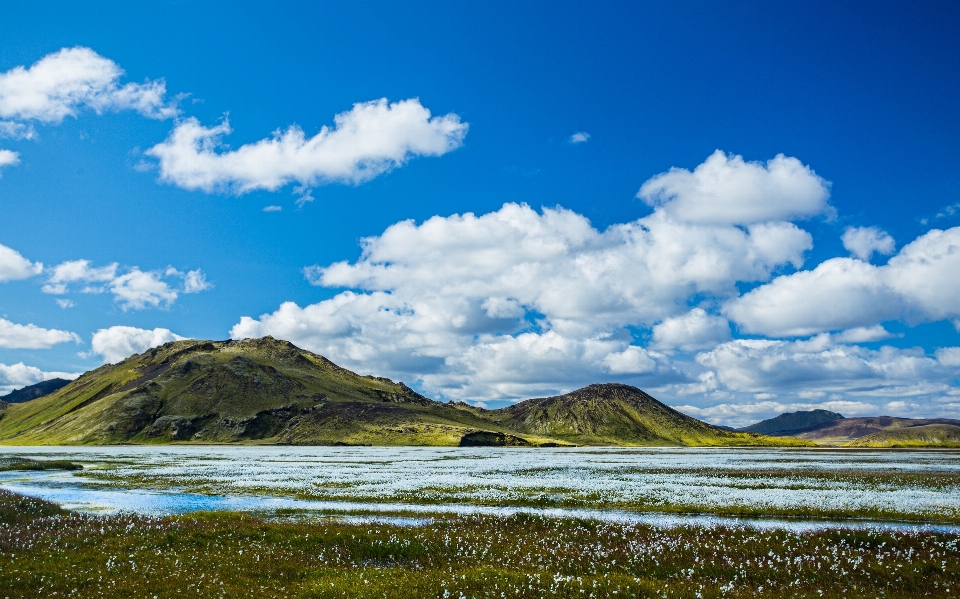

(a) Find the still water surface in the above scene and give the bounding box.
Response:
[2,446,958,532]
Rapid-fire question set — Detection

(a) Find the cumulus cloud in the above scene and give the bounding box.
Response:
[0,362,79,395]
[936,347,960,367]
[310,203,811,334]
[42,259,117,294]
[569,132,590,143]
[0,243,42,281]
[637,150,831,225]
[0,318,80,349]
[651,308,731,351]
[727,226,960,336]
[0,148,19,172]
[109,269,179,310]
[0,46,176,123]
[233,149,817,401]
[146,98,467,194]
[42,259,210,310]
[89,326,187,364]
[695,337,954,396]
[842,226,895,261]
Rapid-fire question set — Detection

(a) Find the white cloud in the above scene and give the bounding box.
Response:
[310,202,811,335]
[0,362,79,395]
[230,151,960,408]
[651,308,731,351]
[726,226,960,337]
[42,259,117,294]
[165,267,212,294]
[842,226,895,261]
[695,337,953,396]
[569,132,590,143]
[89,326,187,364]
[55,298,74,309]
[832,325,895,344]
[0,318,80,349]
[233,158,813,401]
[0,121,35,140]
[43,259,210,310]
[263,205,282,212]
[602,345,660,374]
[0,46,176,124]
[182,269,211,293]
[0,148,19,172]
[109,269,179,310]
[146,98,467,194]
[637,150,831,225]
[936,347,960,367]
[0,243,42,281]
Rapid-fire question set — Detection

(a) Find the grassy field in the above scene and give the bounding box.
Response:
[0,488,957,598]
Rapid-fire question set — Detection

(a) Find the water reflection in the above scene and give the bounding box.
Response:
[2,470,958,534]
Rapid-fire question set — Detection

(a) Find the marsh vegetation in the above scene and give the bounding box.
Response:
[1,489,957,598]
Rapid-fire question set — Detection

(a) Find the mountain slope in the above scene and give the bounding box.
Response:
[739,409,845,436]
[0,337,805,447]
[497,383,806,446]
[846,424,960,448]
[0,337,510,446]
[790,416,960,446]
[0,379,71,404]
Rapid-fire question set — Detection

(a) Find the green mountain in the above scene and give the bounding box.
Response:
[0,337,804,447]
[0,379,71,404]
[739,409,845,436]
[498,383,804,446]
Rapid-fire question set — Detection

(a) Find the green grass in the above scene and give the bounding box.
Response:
[0,489,957,598]
[0,456,83,472]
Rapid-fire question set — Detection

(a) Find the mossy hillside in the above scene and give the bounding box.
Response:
[0,337,803,447]
[846,423,960,448]
[498,384,810,447]
[0,337,511,445]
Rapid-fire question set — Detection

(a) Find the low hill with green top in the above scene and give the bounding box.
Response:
[0,337,805,447]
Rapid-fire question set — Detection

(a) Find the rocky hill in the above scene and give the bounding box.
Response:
[498,383,799,446]
[0,337,803,447]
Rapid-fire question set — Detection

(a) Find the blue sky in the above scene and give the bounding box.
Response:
[1,1,959,425]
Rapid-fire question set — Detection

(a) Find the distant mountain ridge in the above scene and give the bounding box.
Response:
[739,410,960,447]
[0,379,71,404]
[739,409,845,436]
[791,416,960,446]
[0,337,803,447]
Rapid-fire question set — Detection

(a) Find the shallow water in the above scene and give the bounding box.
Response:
[2,445,959,531]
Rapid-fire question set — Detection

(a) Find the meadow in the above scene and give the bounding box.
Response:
[1,488,958,598]
[1,448,959,598]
